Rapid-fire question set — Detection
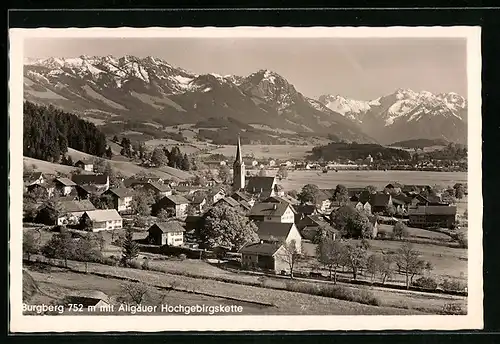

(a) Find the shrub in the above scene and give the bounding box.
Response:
[412,276,438,290]
[441,278,466,292]
[442,302,465,315]
[102,256,119,266]
[141,258,150,270]
[127,260,142,269]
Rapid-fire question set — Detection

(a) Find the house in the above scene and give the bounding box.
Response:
[408,205,457,229]
[54,178,77,196]
[56,200,96,226]
[263,195,300,206]
[347,187,365,198]
[75,184,106,199]
[75,159,94,172]
[256,222,302,253]
[208,188,226,204]
[187,193,207,213]
[147,221,185,246]
[72,174,110,192]
[245,176,277,199]
[402,184,431,196]
[239,242,289,273]
[137,181,173,198]
[248,202,295,223]
[297,214,338,242]
[368,193,393,214]
[317,189,335,212]
[154,195,190,218]
[353,201,372,215]
[184,215,204,233]
[27,182,56,198]
[102,188,134,213]
[64,291,110,311]
[23,172,45,187]
[231,191,251,203]
[293,203,318,222]
[213,196,250,212]
[81,209,122,232]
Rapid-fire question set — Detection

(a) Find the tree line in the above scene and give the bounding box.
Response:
[23,101,107,162]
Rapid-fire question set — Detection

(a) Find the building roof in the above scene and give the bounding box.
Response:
[72,174,109,186]
[393,193,413,204]
[318,189,335,202]
[369,193,391,207]
[231,191,251,202]
[106,187,134,198]
[238,242,282,256]
[149,221,186,233]
[162,194,189,205]
[293,204,316,215]
[256,222,296,242]
[84,209,122,222]
[148,181,171,193]
[215,196,241,208]
[76,159,94,165]
[188,193,207,204]
[409,205,457,216]
[59,200,96,213]
[245,176,276,193]
[23,172,44,184]
[249,202,291,217]
[54,177,77,187]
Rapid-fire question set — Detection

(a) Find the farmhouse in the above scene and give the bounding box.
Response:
[54,178,77,196]
[213,196,250,212]
[297,214,338,242]
[208,187,226,204]
[81,209,123,232]
[75,159,94,172]
[231,191,254,207]
[408,205,457,229]
[256,222,302,253]
[23,172,46,187]
[137,181,173,198]
[248,202,295,223]
[147,221,185,246]
[245,176,278,199]
[102,188,134,213]
[352,201,372,215]
[317,189,335,212]
[239,242,289,273]
[72,174,110,192]
[368,193,393,214]
[187,193,207,213]
[154,195,190,218]
[27,182,56,198]
[56,199,96,226]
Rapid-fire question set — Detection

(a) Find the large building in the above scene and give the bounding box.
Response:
[233,136,246,191]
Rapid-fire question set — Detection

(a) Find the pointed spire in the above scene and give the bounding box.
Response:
[235,135,243,164]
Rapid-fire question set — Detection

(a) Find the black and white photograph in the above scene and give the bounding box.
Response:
[9,26,482,331]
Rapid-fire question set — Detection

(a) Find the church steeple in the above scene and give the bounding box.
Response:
[233,136,245,190]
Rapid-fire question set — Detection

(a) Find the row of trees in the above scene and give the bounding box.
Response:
[23,101,107,162]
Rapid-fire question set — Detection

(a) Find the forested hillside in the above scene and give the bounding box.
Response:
[23,101,107,162]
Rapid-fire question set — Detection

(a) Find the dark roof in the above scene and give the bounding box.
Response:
[249,202,291,217]
[105,187,134,198]
[293,204,316,215]
[149,221,186,233]
[238,200,251,210]
[257,222,296,242]
[409,205,457,216]
[307,214,331,227]
[72,174,109,186]
[318,189,335,202]
[393,193,413,204]
[23,172,44,184]
[75,159,93,165]
[369,193,391,207]
[214,196,241,208]
[402,184,431,193]
[59,200,96,213]
[54,178,77,187]
[148,181,171,192]
[245,176,276,193]
[347,187,365,196]
[76,184,105,195]
[161,195,189,205]
[231,191,251,202]
[188,193,207,204]
[238,242,282,256]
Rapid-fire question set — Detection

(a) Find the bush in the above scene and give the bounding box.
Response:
[412,276,438,290]
[102,256,119,266]
[441,278,466,292]
[442,302,465,315]
[127,260,142,269]
[141,258,150,270]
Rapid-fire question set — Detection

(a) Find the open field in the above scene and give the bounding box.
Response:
[24,259,422,315]
[377,224,453,241]
[207,144,315,160]
[23,148,193,181]
[280,170,467,190]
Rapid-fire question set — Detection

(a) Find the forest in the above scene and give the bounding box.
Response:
[310,142,412,162]
[23,101,107,162]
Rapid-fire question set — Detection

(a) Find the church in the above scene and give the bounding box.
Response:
[232,137,282,200]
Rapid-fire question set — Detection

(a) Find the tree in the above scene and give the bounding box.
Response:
[331,205,373,239]
[73,236,103,272]
[23,230,40,261]
[156,208,171,222]
[194,174,207,187]
[131,188,154,216]
[23,193,41,221]
[42,231,74,268]
[121,227,140,266]
[217,165,231,185]
[286,190,298,199]
[316,238,345,283]
[393,221,409,240]
[277,240,302,279]
[90,232,106,253]
[79,214,93,231]
[200,204,259,251]
[277,166,288,180]
[180,153,191,171]
[151,147,168,167]
[365,185,377,194]
[456,231,468,248]
[333,184,349,204]
[90,193,115,210]
[379,253,394,284]
[453,183,465,199]
[395,242,425,289]
[366,253,383,281]
[121,281,150,305]
[385,203,396,217]
[297,184,320,205]
[35,199,63,225]
[112,135,119,143]
[344,242,367,280]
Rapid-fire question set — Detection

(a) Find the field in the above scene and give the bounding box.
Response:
[23,147,193,181]
[207,144,315,160]
[280,170,467,190]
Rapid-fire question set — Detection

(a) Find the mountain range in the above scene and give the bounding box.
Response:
[23,55,467,145]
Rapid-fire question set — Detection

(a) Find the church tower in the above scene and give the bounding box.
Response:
[233,136,245,190]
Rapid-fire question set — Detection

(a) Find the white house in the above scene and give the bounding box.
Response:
[54,178,77,196]
[248,202,296,223]
[147,221,185,246]
[256,222,302,253]
[102,188,134,213]
[81,209,123,232]
[55,200,96,226]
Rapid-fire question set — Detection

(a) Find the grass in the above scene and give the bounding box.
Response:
[205,144,316,160]
[25,259,421,315]
[377,224,453,241]
[280,170,467,191]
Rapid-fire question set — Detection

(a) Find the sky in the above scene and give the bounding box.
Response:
[24,37,467,100]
